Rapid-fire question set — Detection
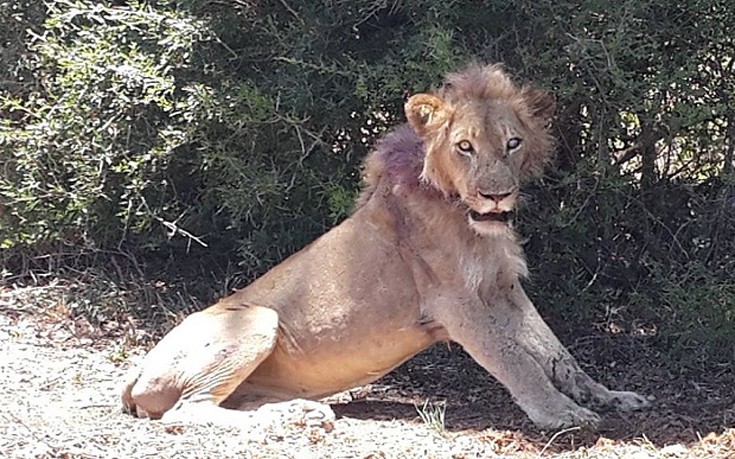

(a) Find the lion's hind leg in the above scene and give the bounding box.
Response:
[122,303,279,421]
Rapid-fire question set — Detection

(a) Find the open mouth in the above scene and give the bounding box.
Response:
[469,210,514,223]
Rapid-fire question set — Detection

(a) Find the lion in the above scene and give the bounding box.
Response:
[121,63,649,430]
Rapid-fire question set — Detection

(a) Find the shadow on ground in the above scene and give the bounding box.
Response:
[331,339,735,453]
[11,268,734,455]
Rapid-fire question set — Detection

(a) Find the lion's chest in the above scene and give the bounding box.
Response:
[459,239,527,294]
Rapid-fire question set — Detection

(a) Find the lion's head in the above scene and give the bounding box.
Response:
[405,63,555,235]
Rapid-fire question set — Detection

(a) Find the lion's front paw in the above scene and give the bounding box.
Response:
[256,399,336,428]
[542,406,600,430]
[607,390,651,412]
[524,400,601,430]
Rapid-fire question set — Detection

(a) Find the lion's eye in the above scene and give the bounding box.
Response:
[506,137,522,151]
[457,140,474,155]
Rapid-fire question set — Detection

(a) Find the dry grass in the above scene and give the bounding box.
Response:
[1,282,734,459]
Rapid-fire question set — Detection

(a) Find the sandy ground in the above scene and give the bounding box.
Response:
[1,285,734,458]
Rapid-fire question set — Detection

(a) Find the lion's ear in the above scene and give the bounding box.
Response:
[522,88,556,123]
[405,93,452,135]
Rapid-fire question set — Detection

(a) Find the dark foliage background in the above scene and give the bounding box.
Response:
[1,0,733,358]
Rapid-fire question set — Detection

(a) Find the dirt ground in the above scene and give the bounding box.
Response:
[1,283,734,459]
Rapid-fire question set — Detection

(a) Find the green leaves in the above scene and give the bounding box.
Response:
[1,0,733,356]
[0,1,210,250]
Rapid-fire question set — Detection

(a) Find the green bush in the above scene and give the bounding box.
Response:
[0,1,211,252]
[1,0,733,356]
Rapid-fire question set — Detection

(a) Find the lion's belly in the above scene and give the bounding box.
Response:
[243,324,434,399]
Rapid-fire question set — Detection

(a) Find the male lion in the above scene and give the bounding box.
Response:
[122,63,649,429]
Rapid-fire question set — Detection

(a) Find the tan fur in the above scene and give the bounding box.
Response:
[122,63,648,430]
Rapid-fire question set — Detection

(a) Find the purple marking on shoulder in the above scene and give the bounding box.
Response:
[372,124,426,190]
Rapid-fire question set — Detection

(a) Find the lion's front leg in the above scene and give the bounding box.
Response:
[509,283,650,413]
[429,295,601,430]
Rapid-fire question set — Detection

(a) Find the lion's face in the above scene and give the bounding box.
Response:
[405,64,555,236]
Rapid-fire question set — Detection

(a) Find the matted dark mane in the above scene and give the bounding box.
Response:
[357,124,443,208]
[371,124,424,189]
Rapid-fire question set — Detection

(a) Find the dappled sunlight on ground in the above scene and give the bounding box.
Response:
[1,285,733,458]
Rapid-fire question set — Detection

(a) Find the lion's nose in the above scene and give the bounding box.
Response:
[478,190,513,202]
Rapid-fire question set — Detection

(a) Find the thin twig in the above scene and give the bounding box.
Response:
[538,426,581,457]
[277,0,304,24]
[560,174,600,229]
[581,268,599,293]
[140,198,208,249]
[153,215,208,248]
